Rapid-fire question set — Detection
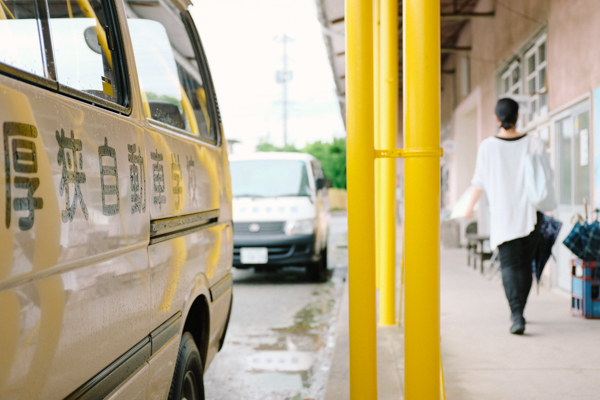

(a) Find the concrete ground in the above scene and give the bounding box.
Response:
[442,248,600,400]
[204,213,349,400]
[325,246,600,399]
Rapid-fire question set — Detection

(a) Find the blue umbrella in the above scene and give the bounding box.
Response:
[563,217,588,259]
[581,220,600,260]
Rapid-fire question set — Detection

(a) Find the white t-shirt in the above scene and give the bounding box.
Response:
[471,135,538,249]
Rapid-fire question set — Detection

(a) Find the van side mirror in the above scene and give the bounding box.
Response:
[315,177,324,190]
[324,178,332,188]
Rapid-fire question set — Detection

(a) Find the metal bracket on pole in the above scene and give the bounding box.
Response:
[375,148,443,158]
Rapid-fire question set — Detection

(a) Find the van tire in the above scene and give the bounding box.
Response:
[169,332,205,400]
[306,247,328,282]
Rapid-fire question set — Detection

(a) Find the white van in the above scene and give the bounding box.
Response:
[229,153,331,281]
[0,0,233,399]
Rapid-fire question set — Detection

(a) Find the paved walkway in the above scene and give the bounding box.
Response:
[325,246,600,399]
[442,248,600,400]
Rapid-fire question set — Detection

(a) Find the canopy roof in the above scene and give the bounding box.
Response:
[315,0,494,122]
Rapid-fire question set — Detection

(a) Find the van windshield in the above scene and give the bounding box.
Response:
[230,160,311,198]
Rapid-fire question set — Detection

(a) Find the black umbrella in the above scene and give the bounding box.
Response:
[533,214,562,293]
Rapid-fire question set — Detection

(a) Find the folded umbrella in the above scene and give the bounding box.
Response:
[563,216,588,260]
[533,214,562,293]
[581,220,600,261]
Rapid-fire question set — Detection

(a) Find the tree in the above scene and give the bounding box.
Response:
[303,138,346,189]
[255,137,346,189]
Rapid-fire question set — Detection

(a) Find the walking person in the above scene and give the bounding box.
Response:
[464,98,543,335]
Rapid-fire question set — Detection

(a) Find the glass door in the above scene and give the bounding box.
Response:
[554,102,591,290]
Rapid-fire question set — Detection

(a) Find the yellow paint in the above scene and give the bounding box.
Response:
[66,0,73,18]
[159,237,187,312]
[440,349,446,400]
[346,0,377,398]
[374,0,381,291]
[0,88,63,397]
[0,292,19,392]
[205,225,225,280]
[378,0,398,327]
[181,86,199,136]
[102,79,114,97]
[196,86,211,134]
[75,0,112,67]
[0,0,14,19]
[140,86,152,118]
[403,0,441,398]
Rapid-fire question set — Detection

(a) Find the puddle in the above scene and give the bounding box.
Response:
[245,278,342,398]
[251,372,304,391]
[248,351,314,372]
[255,283,336,354]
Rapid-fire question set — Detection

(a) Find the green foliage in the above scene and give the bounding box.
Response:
[256,138,300,153]
[303,138,346,189]
[255,137,347,189]
[145,92,181,107]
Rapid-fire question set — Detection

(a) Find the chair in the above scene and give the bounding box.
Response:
[465,222,492,273]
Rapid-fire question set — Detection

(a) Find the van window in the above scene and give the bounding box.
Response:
[230,160,311,198]
[47,0,123,103]
[0,0,47,77]
[127,11,216,142]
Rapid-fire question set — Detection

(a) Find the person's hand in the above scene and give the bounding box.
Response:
[464,208,474,219]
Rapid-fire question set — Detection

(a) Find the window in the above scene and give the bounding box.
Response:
[230,160,311,198]
[557,108,590,206]
[0,0,128,109]
[127,4,218,143]
[525,35,548,122]
[500,60,523,129]
[501,61,521,97]
[497,31,547,129]
[47,0,124,104]
[0,0,48,77]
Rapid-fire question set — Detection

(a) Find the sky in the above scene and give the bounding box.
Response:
[190,0,345,154]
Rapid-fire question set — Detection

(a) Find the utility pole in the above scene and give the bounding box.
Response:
[275,35,293,146]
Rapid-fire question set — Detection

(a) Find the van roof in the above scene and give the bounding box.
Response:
[229,152,318,163]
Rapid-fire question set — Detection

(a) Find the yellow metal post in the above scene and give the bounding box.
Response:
[374,0,381,291]
[404,0,441,398]
[378,0,398,326]
[346,0,377,398]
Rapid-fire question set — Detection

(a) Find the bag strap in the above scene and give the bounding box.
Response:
[527,135,544,155]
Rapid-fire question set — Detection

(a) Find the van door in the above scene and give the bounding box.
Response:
[0,0,152,398]
[126,3,233,395]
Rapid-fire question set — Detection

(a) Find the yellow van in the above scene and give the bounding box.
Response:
[0,0,233,398]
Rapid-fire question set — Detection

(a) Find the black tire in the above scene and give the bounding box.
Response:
[168,332,205,400]
[306,247,329,282]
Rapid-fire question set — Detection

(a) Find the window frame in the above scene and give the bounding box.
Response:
[181,11,222,147]
[0,0,132,115]
[139,10,222,147]
[496,28,547,131]
[524,34,548,123]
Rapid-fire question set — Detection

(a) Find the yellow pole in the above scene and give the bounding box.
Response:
[374,0,381,291]
[379,0,398,326]
[346,0,377,398]
[404,0,440,398]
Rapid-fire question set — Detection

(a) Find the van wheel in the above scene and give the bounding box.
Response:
[306,247,328,282]
[169,332,205,400]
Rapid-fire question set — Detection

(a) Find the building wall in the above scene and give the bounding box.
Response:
[441,0,600,290]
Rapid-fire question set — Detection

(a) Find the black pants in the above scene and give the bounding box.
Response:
[497,212,543,318]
